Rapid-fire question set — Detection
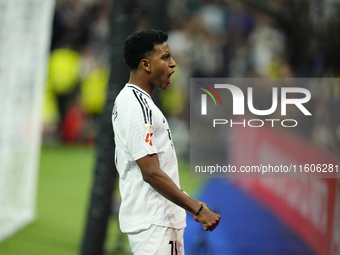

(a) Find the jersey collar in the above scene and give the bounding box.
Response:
[126,84,152,99]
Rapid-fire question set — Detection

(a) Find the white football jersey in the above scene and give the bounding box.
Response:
[112,84,186,233]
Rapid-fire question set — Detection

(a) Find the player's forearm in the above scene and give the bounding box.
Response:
[147,171,220,231]
[137,154,221,231]
[144,168,201,215]
[137,154,201,214]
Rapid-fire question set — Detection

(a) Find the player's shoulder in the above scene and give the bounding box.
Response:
[128,84,151,100]
[120,84,151,104]
[115,85,132,104]
[116,84,152,109]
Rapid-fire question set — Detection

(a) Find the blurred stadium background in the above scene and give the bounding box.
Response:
[0,0,339,254]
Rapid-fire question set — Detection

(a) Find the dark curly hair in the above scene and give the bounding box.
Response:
[123,29,168,70]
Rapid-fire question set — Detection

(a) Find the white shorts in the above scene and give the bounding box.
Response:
[127,225,185,255]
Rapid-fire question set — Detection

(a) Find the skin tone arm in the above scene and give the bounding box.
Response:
[136,153,221,231]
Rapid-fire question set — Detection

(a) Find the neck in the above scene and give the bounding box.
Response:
[128,71,153,96]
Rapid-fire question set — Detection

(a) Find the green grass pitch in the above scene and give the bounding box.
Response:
[0,145,202,255]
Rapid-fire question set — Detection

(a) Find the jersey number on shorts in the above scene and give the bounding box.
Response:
[169,241,177,255]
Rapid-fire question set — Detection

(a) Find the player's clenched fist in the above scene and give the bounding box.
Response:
[194,202,221,231]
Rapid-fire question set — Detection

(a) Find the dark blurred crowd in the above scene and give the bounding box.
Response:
[42,0,340,156]
[43,0,111,144]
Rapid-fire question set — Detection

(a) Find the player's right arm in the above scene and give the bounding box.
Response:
[136,153,221,231]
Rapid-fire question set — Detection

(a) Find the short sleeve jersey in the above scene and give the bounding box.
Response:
[112,84,186,233]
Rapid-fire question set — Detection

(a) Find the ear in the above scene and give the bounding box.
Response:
[141,59,151,72]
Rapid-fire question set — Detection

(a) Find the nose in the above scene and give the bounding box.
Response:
[170,57,176,68]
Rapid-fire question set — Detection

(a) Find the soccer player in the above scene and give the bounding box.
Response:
[112,29,220,255]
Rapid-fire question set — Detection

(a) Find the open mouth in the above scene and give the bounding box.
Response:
[168,71,175,84]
